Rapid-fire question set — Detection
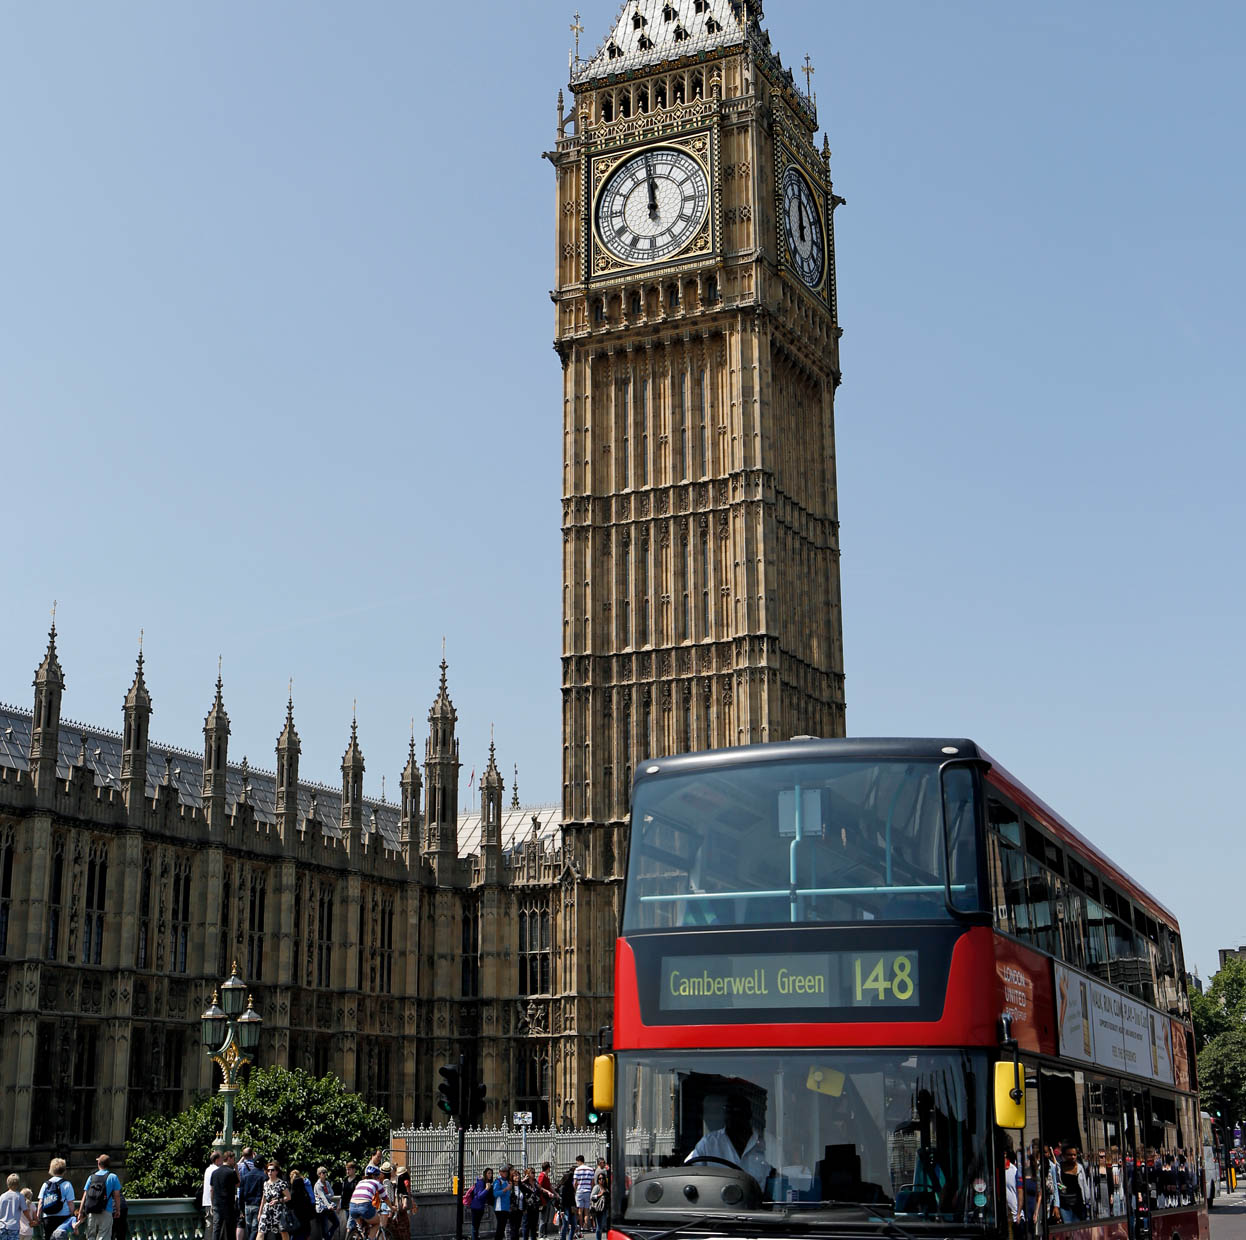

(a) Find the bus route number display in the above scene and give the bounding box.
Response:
[659,950,920,1011]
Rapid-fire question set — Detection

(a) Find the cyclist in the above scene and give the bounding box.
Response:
[347,1166,386,1240]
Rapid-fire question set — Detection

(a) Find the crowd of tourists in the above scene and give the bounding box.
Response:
[203,1148,415,1240]
[0,1156,124,1240]
[462,1156,608,1240]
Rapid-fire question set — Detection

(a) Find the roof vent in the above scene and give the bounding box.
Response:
[607,41,623,60]
[663,3,677,20]
[632,10,647,28]
[705,16,721,33]
[673,24,689,42]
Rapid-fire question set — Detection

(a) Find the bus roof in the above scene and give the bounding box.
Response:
[631,736,1180,930]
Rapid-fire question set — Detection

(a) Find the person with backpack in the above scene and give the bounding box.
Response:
[465,1169,493,1240]
[555,1169,575,1240]
[35,1160,75,1240]
[76,1156,121,1240]
[490,1167,512,1240]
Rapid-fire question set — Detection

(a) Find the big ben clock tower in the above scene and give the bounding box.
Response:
[547,0,846,1118]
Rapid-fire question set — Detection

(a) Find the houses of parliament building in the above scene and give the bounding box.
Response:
[0,0,846,1171]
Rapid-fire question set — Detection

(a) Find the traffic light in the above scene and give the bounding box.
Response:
[467,1080,487,1125]
[438,1061,463,1120]
[586,1083,600,1126]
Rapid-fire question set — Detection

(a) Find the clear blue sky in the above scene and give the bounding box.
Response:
[2,3,1242,978]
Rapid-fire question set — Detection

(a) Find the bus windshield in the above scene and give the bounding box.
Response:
[619,1049,994,1226]
[624,758,980,931]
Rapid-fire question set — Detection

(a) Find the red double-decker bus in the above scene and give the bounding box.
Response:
[594,738,1208,1240]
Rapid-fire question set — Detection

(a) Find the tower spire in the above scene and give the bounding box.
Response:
[122,635,153,814]
[202,661,231,827]
[30,608,66,796]
[276,679,301,839]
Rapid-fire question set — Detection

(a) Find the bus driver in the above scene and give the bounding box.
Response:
[685,1093,774,1185]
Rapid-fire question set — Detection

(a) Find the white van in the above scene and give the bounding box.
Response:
[1201,1111,1221,1206]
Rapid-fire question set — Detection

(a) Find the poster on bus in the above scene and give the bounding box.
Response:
[1054,963,1175,1086]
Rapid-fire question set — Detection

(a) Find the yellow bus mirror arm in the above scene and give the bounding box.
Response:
[593,1053,615,1113]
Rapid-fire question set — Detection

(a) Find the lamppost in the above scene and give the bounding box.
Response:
[200,962,263,1151]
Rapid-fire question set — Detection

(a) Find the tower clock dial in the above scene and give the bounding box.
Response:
[782,164,825,288]
[597,147,709,265]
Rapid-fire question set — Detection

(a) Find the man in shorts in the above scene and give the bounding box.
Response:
[572,1158,594,1235]
[347,1166,385,1240]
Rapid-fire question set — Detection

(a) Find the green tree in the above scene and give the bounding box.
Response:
[1192,955,1246,1051]
[125,1067,392,1198]
[1198,1025,1246,1130]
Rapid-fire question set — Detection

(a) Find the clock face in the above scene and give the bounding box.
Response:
[597,147,709,265]
[782,164,824,288]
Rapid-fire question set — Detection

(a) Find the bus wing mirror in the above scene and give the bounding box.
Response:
[593,1053,615,1113]
[994,1060,1025,1130]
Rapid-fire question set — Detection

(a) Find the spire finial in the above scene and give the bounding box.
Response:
[216,654,223,693]
[571,11,583,62]
[381,774,386,803]
[511,763,520,810]
[802,53,815,96]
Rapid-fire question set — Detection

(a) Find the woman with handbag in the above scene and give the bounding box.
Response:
[466,1169,493,1240]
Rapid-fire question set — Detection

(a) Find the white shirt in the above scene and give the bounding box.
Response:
[203,1164,220,1208]
[1004,1162,1020,1219]
[685,1128,772,1184]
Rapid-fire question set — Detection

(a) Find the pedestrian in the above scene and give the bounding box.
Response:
[258,1163,293,1240]
[466,1169,493,1240]
[346,1165,385,1240]
[491,1168,512,1240]
[571,1158,593,1236]
[76,1155,121,1240]
[210,1152,240,1240]
[35,1160,75,1240]
[507,1170,523,1240]
[2,1175,27,1240]
[19,1192,37,1240]
[338,1164,359,1240]
[589,1175,606,1240]
[388,1168,413,1240]
[237,1151,265,1240]
[288,1173,314,1240]
[521,1170,541,1240]
[555,1168,575,1240]
[313,1169,337,1240]
[203,1154,223,1237]
[536,1165,553,1239]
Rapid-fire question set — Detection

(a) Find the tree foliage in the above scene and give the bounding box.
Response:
[1192,956,1246,1051]
[1198,1025,1246,1127]
[125,1067,392,1198]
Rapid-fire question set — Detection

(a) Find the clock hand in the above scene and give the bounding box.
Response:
[797,198,807,243]
[644,154,659,217]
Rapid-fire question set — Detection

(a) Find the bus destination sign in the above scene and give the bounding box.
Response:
[659,950,919,1012]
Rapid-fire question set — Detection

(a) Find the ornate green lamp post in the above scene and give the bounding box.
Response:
[200,963,263,1151]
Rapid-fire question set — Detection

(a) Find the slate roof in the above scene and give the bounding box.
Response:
[0,702,563,861]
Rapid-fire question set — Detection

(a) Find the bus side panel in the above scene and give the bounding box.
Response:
[613,926,1000,1050]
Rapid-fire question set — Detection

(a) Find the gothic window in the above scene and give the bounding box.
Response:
[691,69,703,97]
[593,297,605,323]
[170,856,192,973]
[133,852,152,970]
[357,901,366,989]
[246,870,266,981]
[639,540,650,645]
[161,1029,184,1113]
[655,80,667,108]
[639,376,650,484]
[629,290,641,317]
[619,377,631,488]
[82,842,108,966]
[698,368,709,475]
[0,826,13,956]
[515,1048,550,1127]
[700,531,711,635]
[680,537,690,641]
[519,902,551,995]
[29,1022,57,1144]
[46,833,64,960]
[216,865,231,978]
[601,95,613,123]
[70,1023,99,1143]
[378,896,395,994]
[622,540,632,646]
[678,372,688,478]
[642,697,653,759]
[682,691,693,753]
[706,275,719,303]
[461,898,480,997]
[667,283,679,310]
[316,884,334,988]
[314,1036,333,1078]
[673,77,685,104]
[637,83,650,110]
[619,91,631,119]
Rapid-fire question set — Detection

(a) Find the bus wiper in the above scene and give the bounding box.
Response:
[642,1215,716,1240]
[800,1201,918,1240]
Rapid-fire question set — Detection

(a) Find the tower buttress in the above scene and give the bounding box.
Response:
[480,735,504,884]
[341,710,365,845]
[399,722,422,852]
[202,665,230,827]
[121,641,152,814]
[276,688,301,841]
[422,657,461,880]
[30,615,65,796]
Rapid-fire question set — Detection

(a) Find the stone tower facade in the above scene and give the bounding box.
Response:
[549,0,846,1089]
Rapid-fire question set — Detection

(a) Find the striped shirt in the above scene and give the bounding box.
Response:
[351,1179,382,1208]
[573,1165,594,1195]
